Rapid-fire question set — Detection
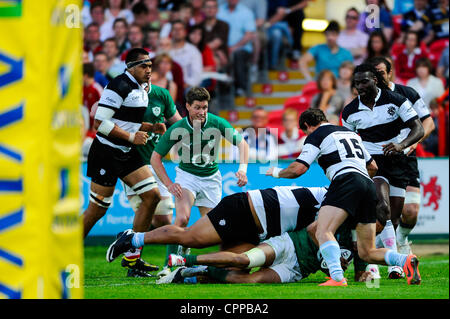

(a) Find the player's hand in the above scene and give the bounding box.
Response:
[153,123,167,135]
[168,182,183,198]
[140,122,154,132]
[355,270,374,282]
[407,142,418,156]
[382,142,403,156]
[132,131,149,145]
[235,170,248,187]
[265,167,275,176]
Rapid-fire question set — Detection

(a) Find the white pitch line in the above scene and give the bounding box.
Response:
[85,282,157,288]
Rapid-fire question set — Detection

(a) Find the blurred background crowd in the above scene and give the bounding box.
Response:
[81,0,449,162]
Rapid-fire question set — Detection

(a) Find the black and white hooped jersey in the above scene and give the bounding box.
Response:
[341,88,419,155]
[391,83,431,153]
[296,123,373,181]
[247,186,327,241]
[96,71,149,152]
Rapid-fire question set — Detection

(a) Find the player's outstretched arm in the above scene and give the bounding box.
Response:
[266,161,308,179]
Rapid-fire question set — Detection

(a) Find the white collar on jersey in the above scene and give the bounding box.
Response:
[125,70,148,91]
[358,88,381,110]
[389,82,395,91]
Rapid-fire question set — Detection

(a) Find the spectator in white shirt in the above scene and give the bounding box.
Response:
[337,7,368,66]
[105,0,134,25]
[407,57,445,107]
[169,20,204,89]
[90,1,115,41]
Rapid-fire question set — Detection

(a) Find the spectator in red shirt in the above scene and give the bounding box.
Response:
[393,30,427,82]
[82,62,103,140]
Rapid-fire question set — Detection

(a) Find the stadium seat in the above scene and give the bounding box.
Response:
[300,81,319,97]
[428,39,449,68]
[284,95,311,114]
[392,15,403,42]
[267,109,284,135]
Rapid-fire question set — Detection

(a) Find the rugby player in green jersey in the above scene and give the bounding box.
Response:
[150,87,249,276]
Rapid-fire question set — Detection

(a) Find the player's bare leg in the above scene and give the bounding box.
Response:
[122,165,161,232]
[176,205,213,255]
[315,205,349,286]
[121,166,161,276]
[144,213,223,248]
[83,182,115,238]
[372,178,403,278]
[397,186,420,254]
[158,244,280,284]
[355,223,421,285]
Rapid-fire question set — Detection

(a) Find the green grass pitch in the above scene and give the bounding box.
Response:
[84,244,449,299]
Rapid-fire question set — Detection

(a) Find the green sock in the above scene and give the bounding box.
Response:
[207,266,230,283]
[184,255,198,267]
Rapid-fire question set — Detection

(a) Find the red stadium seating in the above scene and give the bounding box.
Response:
[428,39,449,68]
[283,81,319,114]
[267,109,284,135]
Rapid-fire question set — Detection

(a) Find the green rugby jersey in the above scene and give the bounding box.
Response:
[136,84,177,164]
[288,222,367,279]
[154,113,242,177]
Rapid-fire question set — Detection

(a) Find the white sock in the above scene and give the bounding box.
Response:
[319,241,344,282]
[380,220,398,251]
[397,224,413,245]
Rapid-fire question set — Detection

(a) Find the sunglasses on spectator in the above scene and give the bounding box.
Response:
[346,15,359,20]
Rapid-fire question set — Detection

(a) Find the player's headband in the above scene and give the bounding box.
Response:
[126,58,152,69]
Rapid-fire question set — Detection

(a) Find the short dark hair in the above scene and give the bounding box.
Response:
[172,19,186,29]
[113,17,128,29]
[90,1,104,13]
[347,7,359,15]
[104,37,118,47]
[299,109,328,131]
[186,87,210,104]
[83,63,95,78]
[325,20,340,33]
[132,2,149,15]
[415,57,433,72]
[125,48,150,64]
[353,63,390,90]
[367,56,392,74]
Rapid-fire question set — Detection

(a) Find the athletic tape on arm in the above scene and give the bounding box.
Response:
[95,106,116,136]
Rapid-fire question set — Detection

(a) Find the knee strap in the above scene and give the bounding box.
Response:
[89,191,113,208]
[404,191,421,205]
[132,176,157,195]
[129,195,142,212]
[154,197,174,215]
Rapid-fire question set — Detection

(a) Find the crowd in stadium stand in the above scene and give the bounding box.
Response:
[82,0,449,161]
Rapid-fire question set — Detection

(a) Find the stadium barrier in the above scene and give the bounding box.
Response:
[0,1,83,299]
[83,158,448,238]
